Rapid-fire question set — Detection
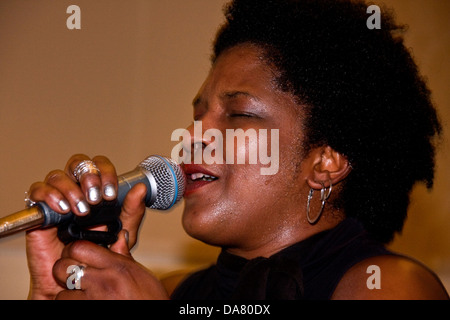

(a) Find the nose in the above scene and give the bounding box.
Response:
[183,121,209,164]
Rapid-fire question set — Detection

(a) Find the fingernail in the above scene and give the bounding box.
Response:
[88,187,101,202]
[77,200,89,214]
[124,230,129,248]
[104,184,116,198]
[58,199,70,211]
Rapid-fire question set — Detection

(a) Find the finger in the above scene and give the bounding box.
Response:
[28,181,71,214]
[92,155,118,201]
[61,240,127,269]
[55,289,87,300]
[29,169,91,217]
[43,169,90,216]
[52,257,85,288]
[109,229,131,257]
[119,183,147,248]
[53,263,116,300]
[53,259,100,297]
[65,154,102,205]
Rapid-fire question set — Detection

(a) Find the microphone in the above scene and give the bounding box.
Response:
[0,155,186,239]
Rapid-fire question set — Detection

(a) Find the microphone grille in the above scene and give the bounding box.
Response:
[138,155,186,210]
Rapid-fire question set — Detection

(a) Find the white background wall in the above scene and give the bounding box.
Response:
[0,0,448,299]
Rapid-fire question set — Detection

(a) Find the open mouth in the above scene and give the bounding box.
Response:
[183,165,219,196]
[189,172,219,182]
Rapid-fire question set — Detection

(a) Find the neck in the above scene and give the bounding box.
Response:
[225,212,345,260]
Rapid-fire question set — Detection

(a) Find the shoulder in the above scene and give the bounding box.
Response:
[331,254,449,300]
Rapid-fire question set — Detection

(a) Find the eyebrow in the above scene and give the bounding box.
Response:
[191,90,260,110]
[221,91,256,100]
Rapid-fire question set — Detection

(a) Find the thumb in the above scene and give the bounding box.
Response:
[120,183,147,249]
[110,229,131,257]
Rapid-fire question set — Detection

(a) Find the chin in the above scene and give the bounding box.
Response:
[181,206,236,247]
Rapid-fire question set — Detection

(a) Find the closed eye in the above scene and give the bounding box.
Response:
[228,113,254,118]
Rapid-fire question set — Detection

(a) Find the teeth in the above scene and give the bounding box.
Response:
[190,173,217,181]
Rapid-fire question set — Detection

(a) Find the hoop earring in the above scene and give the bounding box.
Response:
[306,180,332,225]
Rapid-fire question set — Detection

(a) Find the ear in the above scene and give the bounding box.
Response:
[306,146,352,190]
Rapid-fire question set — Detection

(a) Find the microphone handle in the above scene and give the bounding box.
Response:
[0,203,75,238]
[0,167,153,238]
[0,206,46,237]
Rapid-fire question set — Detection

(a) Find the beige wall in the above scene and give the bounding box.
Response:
[0,0,448,299]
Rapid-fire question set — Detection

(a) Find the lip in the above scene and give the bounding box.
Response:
[182,164,219,197]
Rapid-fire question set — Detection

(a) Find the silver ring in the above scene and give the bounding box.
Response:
[66,265,85,290]
[73,160,100,182]
[24,191,36,209]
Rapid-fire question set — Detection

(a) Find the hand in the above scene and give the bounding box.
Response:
[52,232,169,300]
[26,154,147,299]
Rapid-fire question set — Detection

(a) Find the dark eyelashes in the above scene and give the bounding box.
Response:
[193,114,256,121]
[228,113,254,118]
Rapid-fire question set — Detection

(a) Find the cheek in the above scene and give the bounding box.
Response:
[224,130,259,165]
[225,129,277,173]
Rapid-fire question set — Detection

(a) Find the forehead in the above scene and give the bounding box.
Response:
[194,44,301,112]
[206,44,278,92]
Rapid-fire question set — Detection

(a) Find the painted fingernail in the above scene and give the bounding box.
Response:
[104,184,116,198]
[77,200,89,214]
[124,230,129,248]
[58,199,70,212]
[88,187,101,202]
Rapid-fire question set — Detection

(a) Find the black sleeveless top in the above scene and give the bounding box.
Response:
[171,218,392,300]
